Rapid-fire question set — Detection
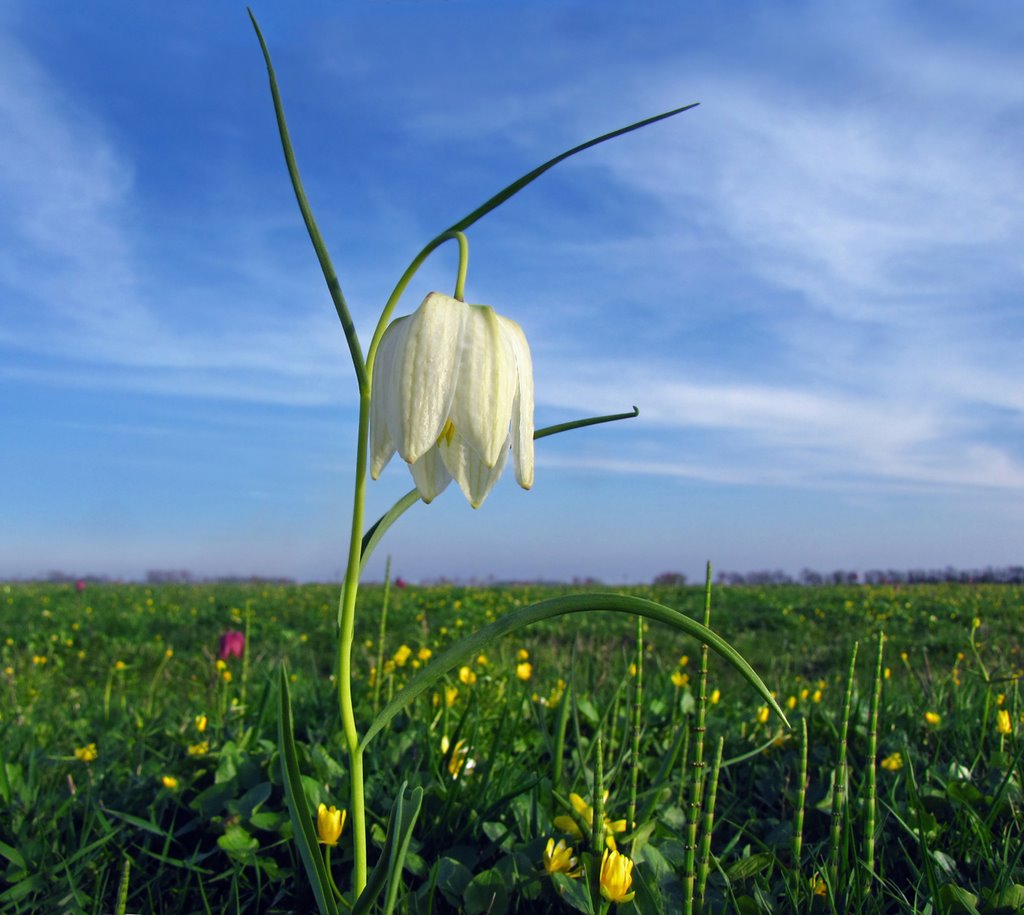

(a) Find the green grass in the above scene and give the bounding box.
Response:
[1,581,1022,913]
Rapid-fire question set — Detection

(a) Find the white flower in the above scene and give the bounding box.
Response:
[370,292,534,508]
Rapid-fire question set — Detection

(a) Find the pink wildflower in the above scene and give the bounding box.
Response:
[218,630,245,660]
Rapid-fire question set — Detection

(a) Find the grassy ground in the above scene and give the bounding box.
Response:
[2,580,1022,913]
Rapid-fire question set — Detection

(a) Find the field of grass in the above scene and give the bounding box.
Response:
[2,580,1022,913]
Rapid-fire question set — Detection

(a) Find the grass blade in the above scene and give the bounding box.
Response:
[360,592,787,752]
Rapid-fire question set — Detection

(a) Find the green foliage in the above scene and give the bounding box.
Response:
[1,580,1023,912]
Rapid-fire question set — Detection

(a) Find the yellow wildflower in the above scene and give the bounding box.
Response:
[880,751,903,771]
[599,848,635,904]
[553,792,626,849]
[74,743,98,763]
[215,659,227,672]
[517,648,530,662]
[393,644,412,667]
[417,647,432,661]
[996,709,1012,735]
[445,685,459,707]
[756,706,770,724]
[678,655,689,667]
[476,653,488,666]
[195,714,208,733]
[114,660,127,671]
[161,775,179,789]
[441,736,473,779]
[187,741,209,756]
[810,873,827,896]
[628,662,637,678]
[924,711,941,726]
[709,688,720,705]
[317,803,346,846]
[812,689,822,703]
[222,670,232,683]
[458,666,477,686]
[543,838,579,877]
[786,695,797,710]
[670,670,688,688]
[516,662,533,682]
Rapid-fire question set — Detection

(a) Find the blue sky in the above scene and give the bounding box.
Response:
[2,1,1022,584]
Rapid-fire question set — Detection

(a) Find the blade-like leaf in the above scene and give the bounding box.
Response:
[278,668,339,915]
[446,106,698,236]
[248,10,366,390]
[360,593,787,752]
[358,408,639,573]
[352,782,424,915]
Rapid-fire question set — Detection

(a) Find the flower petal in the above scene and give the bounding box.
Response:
[408,445,453,504]
[370,314,410,479]
[497,314,534,490]
[395,293,467,464]
[449,304,517,469]
[439,427,511,508]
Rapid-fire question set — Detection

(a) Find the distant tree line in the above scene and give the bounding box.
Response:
[707,565,1024,586]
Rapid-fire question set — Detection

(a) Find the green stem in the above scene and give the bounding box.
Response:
[367,230,469,381]
[335,388,372,895]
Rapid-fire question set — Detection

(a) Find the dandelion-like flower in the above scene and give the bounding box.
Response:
[924,711,941,726]
[317,803,346,846]
[542,838,579,877]
[370,292,534,508]
[161,775,179,789]
[599,848,635,904]
[459,666,477,686]
[516,661,533,682]
[671,670,688,688]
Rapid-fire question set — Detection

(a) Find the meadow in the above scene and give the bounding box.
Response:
[1,579,1022,914]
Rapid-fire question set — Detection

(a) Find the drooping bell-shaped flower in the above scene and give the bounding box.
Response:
[370,292,534,508]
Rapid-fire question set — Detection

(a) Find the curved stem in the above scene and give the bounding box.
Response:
[453,231,469,301]
[366,230,468,382]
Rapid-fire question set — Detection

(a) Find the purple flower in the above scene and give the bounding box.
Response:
[218,630,245,660]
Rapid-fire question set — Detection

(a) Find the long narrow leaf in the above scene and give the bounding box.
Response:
[352,782,424,915]
[278,667,339,915]
[360,593,787,751]
[248,10,367,390]
[358,408,640,572]
[383,785,424,914]
[446,106,698,235]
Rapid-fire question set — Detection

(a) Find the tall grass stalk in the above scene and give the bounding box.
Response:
[698,734,724,908]
[830,640,859,889]
[793,714,808,867]
[864,630,885,894]
[593,729,605,854]
[553,675,573,790]
[684,562,713,915]
[628,616,643,851]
